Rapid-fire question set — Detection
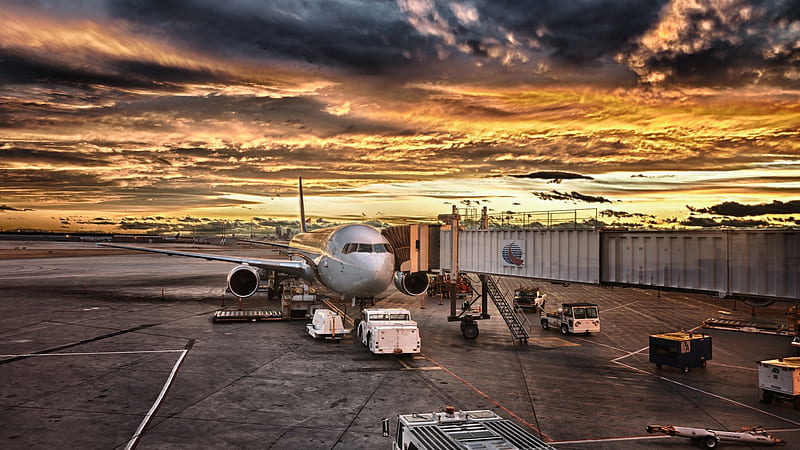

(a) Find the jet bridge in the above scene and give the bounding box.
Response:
[436,227,798,304]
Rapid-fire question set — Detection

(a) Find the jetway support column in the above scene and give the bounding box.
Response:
[449,205,459,319]
[480,275,489,320]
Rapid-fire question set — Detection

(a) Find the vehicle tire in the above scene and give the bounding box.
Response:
[541,319,549,330]
[462,322,479,339]
[702,435,718,448]
[701,360,707,369]
[681,365,689,373]
[561,324,569,335]
[761,389,773,404]
[793,396,800,410]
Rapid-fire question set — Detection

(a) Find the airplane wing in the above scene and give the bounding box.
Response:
[97,243,309,278]
[237,238,291,250]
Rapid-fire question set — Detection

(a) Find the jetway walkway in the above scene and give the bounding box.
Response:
[435,228,798,304]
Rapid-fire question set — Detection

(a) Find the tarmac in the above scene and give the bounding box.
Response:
[1,240,799,449]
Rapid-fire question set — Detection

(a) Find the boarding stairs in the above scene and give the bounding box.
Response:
[484,276,530,341]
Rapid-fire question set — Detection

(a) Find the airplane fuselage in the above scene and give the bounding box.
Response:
[290,223,395,298]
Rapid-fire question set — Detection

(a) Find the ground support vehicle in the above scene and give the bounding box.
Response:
[646,424,784,448]
[539,302,600,335]
[513,287,542,309]
[649,331,712,373]
[758,357,800,409]
[356,308,420,354]
[306,309,349,341]
[382,406,553,449]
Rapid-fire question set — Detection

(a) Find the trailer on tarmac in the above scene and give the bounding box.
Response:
[758,357,800,408]
[649,331,712,373]
[382,406,553,449]
[306,309,349,341]
[646,424,785,448]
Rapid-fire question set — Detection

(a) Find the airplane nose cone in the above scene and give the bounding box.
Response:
[358,254,393,296]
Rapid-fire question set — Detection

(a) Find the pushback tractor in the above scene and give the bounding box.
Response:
[382,406,553,449]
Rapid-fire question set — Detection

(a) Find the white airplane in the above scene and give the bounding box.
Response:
[98,178,429,300]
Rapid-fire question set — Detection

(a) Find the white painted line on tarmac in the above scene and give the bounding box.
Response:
[610,345,648,363]
[601,301,640,313]
[573,324,800,428]
[611,359,800,427]
[125,349,189,450]
[0,349,184,358]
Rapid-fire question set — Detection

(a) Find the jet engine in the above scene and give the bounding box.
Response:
[227,265,260,298]
[393,271,429,296]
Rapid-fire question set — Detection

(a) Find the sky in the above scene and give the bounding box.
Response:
[1,0,799,235]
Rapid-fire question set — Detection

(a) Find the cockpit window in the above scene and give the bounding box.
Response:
[342,243,391,254]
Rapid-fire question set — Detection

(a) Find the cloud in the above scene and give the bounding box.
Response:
[532,190,613,203]
[687,200,800,217]
[600,209,654,219]
[620,0,800,86]
[680,216,771,228]
[510,171,594,183]
[0,204,34,212]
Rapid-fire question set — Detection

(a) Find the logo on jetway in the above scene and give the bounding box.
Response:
[501,240,525,267]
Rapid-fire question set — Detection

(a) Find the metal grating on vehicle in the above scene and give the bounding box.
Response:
[483,420,554,449]
[702,317,788,335]
[408,425,462,450]
[212,309,282,322]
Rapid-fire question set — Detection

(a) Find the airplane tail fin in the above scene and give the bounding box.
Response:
[298,176,307,233]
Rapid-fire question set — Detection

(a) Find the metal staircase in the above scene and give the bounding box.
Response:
[484,276,529,341]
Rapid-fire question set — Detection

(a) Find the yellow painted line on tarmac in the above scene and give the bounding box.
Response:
[396,358,442,371]
[528,337,580,348]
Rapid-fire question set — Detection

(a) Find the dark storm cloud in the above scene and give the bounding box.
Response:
[621,0,800,86]
[480,0,668,64]
[532,190,613,203]
[1,145,110,166]
[687,200,800,217]
[107,0,425,74]
[5,0,797,90]
[0,50,222,89]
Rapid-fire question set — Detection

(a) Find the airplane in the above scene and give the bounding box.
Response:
[98,177,430,301]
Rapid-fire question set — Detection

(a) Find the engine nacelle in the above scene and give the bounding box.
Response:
[227,265,260,298]
[393,271,429,296]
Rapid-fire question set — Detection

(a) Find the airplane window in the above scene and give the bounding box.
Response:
[357,243,372,253]
[373,243,388,253]
[342,243,355,254]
